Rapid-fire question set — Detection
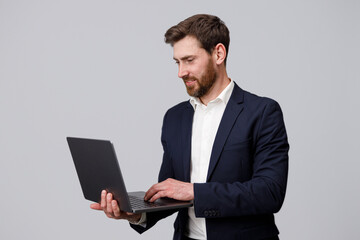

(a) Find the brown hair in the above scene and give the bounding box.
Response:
[164,14,230,64]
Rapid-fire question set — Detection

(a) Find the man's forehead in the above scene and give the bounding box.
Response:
[173,36,204,59]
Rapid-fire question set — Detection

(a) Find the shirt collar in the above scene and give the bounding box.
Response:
[189,79,234,110]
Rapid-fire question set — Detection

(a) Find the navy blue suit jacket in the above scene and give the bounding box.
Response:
[132,83,289,240]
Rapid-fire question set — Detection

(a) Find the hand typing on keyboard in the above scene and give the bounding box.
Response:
[144,178,194,203]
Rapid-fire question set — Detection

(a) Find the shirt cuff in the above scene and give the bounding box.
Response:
[128,212,147,227]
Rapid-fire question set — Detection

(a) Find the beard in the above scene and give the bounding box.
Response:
[183,59,217,98]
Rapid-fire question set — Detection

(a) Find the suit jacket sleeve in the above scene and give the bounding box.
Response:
[193,99,289,218]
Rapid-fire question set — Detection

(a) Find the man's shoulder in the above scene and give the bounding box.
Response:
[244,90,278,105]
[161,100,192,129]
[165,100,192,115]
[233,84,280,109]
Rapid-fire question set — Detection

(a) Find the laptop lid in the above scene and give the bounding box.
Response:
[67,137,133,212]
[67,137,192,213]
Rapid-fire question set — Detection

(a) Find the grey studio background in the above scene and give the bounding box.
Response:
[0,0,359,239]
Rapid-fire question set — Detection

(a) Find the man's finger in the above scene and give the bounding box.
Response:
[145,182,166,201]
[149,191,166,202]
[90,203,102,210]
[111,200,121,218]
[101,190,107,209]
[105,211,113,218]
[144,185,156,201]
[106,193,113,214]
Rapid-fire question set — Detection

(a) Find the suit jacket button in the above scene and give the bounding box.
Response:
[204,210,209,217]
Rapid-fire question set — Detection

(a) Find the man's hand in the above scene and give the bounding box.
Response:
[144,178,194,202]
[90,190,141,222]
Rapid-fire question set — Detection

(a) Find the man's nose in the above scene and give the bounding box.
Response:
[178,64,189,78]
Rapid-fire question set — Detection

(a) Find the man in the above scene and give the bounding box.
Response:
[91,14,289,240]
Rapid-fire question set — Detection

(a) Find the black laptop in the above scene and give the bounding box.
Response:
[67,137,193,213]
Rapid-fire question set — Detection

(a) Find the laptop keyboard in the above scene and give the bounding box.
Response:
[129,195,163,209]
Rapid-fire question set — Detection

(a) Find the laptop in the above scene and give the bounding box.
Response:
[67,137,193,213]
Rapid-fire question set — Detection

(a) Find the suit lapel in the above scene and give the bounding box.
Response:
[206,84,244,181]
[182,103,194,182]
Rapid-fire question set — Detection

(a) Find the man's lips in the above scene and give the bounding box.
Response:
[184,79,196,87]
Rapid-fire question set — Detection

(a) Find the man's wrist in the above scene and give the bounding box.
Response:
[128,213,147,225]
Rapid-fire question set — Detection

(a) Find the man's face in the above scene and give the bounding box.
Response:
[173,36,217,98]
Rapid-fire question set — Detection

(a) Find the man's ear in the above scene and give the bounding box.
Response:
[213,43,227,65]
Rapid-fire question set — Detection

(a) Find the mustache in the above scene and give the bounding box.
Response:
[183,76,198,82]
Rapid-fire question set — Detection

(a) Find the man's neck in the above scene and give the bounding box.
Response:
[199,74,230,106]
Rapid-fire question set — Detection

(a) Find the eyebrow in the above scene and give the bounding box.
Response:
[173,55,195,61]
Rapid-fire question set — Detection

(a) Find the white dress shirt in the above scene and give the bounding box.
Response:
[186,80,234,239]
[131,80,234,237]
